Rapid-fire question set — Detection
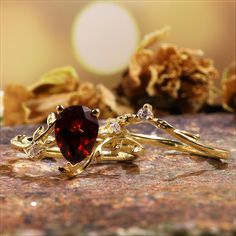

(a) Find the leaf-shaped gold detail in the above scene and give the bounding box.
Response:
[94,136,143,161]
[32,126,45,141]
[47,112,56,126]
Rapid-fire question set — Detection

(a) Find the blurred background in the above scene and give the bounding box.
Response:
[1,0,235,89]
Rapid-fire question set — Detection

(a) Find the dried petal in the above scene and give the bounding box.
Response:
[24,93,73,124]
[138,26,171,50]
[4,85,33,126]
[222,62,236,112]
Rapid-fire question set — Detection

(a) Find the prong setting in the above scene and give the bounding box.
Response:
[56,105,65,114]
[143,103,153,110]
[91,108,100,118]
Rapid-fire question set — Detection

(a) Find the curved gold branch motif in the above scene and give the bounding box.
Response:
[11,112,57,159]
[147,118,229,160]
[94,136,143,162]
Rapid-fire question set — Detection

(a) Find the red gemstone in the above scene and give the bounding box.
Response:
[55,106,99,164]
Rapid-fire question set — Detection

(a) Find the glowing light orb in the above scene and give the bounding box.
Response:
[72,2,139,75]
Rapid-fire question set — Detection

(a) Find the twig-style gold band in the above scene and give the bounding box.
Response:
[43,134,229,160]
[11,104,230,177]
[132,133,229,159]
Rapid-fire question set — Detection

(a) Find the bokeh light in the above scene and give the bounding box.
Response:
[72,2,139,75]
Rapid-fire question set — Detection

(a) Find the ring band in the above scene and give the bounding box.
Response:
[11,104,230,177]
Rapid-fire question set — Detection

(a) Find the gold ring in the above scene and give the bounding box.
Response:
[11,104,230,177]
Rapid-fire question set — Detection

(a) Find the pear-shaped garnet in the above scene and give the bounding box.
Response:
[55,106,99,164]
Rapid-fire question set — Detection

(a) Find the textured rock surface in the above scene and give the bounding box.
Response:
[0,114,235,236]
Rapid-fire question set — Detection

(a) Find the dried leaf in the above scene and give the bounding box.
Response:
[28,66,79,95]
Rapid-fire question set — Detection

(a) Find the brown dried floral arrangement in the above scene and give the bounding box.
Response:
[4,67,132,126]
[117,27,219,113]
[3,27,235,126]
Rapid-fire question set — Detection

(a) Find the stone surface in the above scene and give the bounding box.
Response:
[55,106,99,164]
[0,113,235,236]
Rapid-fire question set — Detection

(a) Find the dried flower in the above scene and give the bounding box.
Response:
[222,62,236,112]
[118,27,218,113]
[4,67,131,126]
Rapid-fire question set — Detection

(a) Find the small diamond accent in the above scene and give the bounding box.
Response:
[133,145,143,152]
[108,120,121,134]
[137,106,154,120]
[24,142,45,158]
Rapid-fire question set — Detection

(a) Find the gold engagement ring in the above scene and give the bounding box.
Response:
[11,104,230,177]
